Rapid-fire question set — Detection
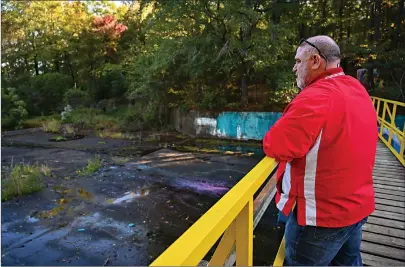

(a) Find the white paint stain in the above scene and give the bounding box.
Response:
[112,189,150,204]
[237,125,242,140]
[195,117,218,135]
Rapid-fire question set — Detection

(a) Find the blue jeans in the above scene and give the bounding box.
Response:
[284,210,367,266]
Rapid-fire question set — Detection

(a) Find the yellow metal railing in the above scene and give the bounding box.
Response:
[371,97,405,166]
[150,157,278,266]
[150,96,404,267]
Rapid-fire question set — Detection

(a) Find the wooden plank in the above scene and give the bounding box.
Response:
[375,198,405,207]
[375,204,405,214]
[372,171,405,178]
[363,224,405,239]
[373,171,405,178]
[367,216,405,229]
[374,188,405,197]
[362,232,405,248]
[375,193,405,201]
[373,180,405,187]
[374,161,404,166]
[371,210,405,221]
[362,252,405,266]
[374,183,405,192]
[373,172,405,178]
[361,241,405,261]
[373,177,405,184]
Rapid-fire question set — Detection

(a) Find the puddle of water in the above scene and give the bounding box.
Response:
[71,212,141,238]
[112,189,150,204]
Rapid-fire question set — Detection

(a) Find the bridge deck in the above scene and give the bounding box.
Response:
[361,141,405,266]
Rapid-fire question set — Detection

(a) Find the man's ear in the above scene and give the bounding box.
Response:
[311,55,321,70]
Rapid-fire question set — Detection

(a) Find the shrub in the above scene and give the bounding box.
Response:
[21,73,73,115]
[63,88,91,108]
[1,87,28,130]
[42,119,61,133]
[78,155,102,176]
[1,163,50,201]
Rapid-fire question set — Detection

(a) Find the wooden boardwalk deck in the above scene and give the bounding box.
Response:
[361,141,405,266]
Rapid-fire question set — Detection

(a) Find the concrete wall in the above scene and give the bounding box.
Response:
[170,108,282,140]
[171,108,405,142]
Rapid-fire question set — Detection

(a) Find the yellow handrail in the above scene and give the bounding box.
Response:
[150,157,278,266]
[371,96,405,166]
[151,96,404,267]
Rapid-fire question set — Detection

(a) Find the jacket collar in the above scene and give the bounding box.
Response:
[305,67,345,88]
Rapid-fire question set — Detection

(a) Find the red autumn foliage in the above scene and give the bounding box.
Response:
[92,14,127,38]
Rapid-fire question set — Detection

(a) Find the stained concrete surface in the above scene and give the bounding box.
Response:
[1,132,283,266]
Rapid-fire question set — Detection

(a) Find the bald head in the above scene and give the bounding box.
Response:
[293,35,342,89]
[299,35,341,66]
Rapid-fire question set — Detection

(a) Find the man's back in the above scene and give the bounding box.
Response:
[301,74,378,227]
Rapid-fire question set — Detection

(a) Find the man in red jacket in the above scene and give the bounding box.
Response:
[263,36,378,266]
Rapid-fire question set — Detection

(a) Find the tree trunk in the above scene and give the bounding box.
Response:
[24,55,30,73]
[338,0,345,41]
[31,41,39,76]
[299,23,305,39]
[393,0,404,48]
[369,1,375,42]
[64,52,76,87]
[54,59,60,73]
[34,55,39,76]
[375,0,382,42]
[319,0,328,34]
[241,74,248,107]
[271,0,280,24]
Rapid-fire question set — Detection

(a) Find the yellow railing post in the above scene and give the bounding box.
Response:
[371,96,405,166]
[273,237,286,266]
[150,157,277,266]
[235,198,253,266]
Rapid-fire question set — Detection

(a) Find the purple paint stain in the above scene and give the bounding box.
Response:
[176,179,229,195]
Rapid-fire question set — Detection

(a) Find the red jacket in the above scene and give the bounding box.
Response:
[263,67,378,227]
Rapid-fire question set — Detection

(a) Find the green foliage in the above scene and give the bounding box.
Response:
[2,0,405,120]
[42,119,61,133]
[23,115,60,129]
[23,73,73,115]
[78,155,102,176]
[64,108,120,131]
[63,88,91,108]
[1,163,47,201]
[1,87,28,130]
[95,64,128,100]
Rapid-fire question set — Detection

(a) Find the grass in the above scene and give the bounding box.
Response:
[66,108,121,131]
[97,130,142,141]
[77,155,102,176]
[50,135,67,142]
[1,163,51,201]
[42,119,61,133]
[97,130,125,139]
[23,115,60,129]
[63,124,76,135]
